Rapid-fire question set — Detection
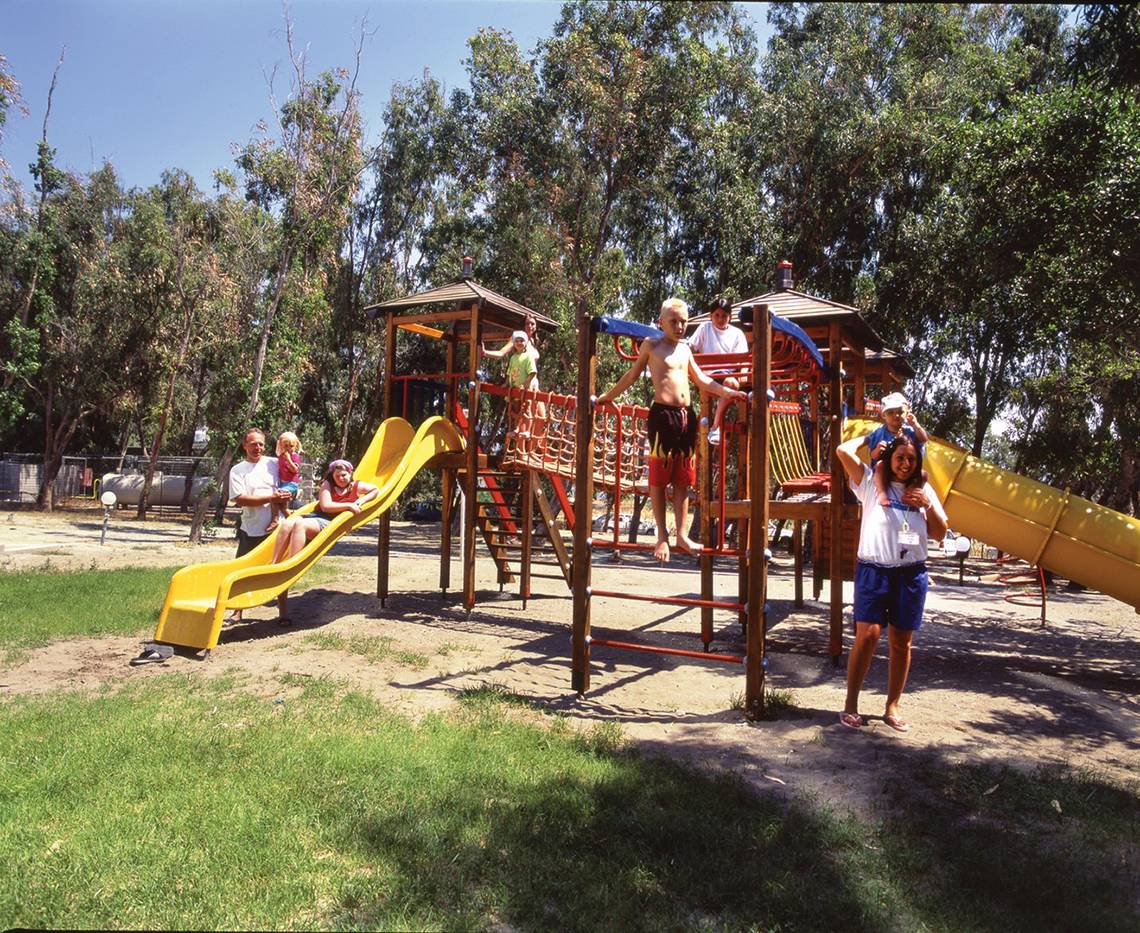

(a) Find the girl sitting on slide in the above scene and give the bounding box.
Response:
[268,459,378,625]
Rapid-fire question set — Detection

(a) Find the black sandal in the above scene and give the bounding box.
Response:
[130,644,174,666]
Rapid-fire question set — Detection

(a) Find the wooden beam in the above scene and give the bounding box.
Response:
[521,468,533,606]
[828,319,844,662]
[745,303,771,721]
[378,311,397,606]
[463,302,480,611]
[440,336,457,594]
[571,302,596,695]
[391,308,475,327]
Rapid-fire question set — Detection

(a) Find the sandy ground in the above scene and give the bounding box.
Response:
[2,508,1138,816]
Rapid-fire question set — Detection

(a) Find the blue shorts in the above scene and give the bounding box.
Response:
[853,561,928,631]
[278,481,299,495]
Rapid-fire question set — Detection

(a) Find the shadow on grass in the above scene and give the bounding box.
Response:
[329,713,1138,932]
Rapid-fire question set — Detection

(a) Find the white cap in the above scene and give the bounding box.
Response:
[512,330,528,343]
[880,392,908,411]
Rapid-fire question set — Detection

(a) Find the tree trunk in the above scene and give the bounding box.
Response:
[139,318,194,518]
[337,361,360,454]
[37,412,82,511]
[114,421,131,472]
[246,257,292,421]
[189,446,235,545]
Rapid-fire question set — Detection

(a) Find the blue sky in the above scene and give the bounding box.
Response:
[3,1,773,192]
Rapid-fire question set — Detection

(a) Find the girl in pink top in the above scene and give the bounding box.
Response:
[269,431,303,530]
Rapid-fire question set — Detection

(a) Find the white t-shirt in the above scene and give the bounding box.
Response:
[689,321,748,357]
[228,456,280,537]
[850,464,947,567]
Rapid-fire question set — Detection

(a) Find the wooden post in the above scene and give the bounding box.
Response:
[699,388,714,649]
[852,345,866,416]
[440,336,457,594]
[521,467,533,607]
[463,301,481,612]
[828,321,844,662]
[378,311,397,606]
[571,303,596,695]
[745,304,771,721]
[793,519,803,608]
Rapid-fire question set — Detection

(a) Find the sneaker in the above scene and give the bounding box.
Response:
[708,427,721,445]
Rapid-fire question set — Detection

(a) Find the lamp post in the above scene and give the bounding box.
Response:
[100,491,117,546]
[955,535,972,584]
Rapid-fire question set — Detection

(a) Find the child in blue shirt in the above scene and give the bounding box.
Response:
[865,392,929,507]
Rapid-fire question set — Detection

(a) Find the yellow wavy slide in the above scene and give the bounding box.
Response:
[154,416,464,651]
[844,418,1140,609]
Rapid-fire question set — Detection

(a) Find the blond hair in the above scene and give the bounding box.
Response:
[660,297,689,319]
[276,431,302,456]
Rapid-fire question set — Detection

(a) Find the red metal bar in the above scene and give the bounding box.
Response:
[718,427,727,550]
[590,588,744,612]
[588,636,744,664]
[612,410,624,550]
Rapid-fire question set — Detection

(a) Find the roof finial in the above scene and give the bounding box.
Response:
[776,260,793,291]
[461,255,473,280]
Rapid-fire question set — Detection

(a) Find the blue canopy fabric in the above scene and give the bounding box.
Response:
[592,313,827,376]
[771,314,827,373]
[592,316,663,340]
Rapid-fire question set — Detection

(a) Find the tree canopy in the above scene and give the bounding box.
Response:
[0,2,1136,515]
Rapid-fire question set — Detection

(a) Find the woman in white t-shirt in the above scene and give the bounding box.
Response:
[835,433,948,733]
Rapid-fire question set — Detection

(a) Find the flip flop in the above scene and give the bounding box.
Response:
[130,644,174,666]
[884,714,911,733]
[838,711,864,730]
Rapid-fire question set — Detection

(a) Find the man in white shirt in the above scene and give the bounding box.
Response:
[226,428,289,622]
[688,296,748,445]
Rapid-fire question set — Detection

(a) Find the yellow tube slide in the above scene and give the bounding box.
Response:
[153,416,464,650]
[843,418,1140,608]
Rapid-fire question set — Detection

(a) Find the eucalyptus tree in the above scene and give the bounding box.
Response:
[126,172,224,517]
[9,162,148,508]
[233,21,366,425]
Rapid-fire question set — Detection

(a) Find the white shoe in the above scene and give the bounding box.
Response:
[708,427,721,445]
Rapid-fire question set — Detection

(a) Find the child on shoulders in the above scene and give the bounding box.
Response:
[865,393,928,507]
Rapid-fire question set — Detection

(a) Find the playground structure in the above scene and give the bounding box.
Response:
[361,267,943,718]
[151,261,1140,719]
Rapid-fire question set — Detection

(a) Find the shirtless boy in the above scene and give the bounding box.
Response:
[597,298,748,562]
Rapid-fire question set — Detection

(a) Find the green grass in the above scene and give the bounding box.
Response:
[0,566,177,658]
[1,677,1136,932]
[302,632,430,668]
[0,562,340,663]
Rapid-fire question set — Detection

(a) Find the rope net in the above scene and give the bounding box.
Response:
[483,383,651,493]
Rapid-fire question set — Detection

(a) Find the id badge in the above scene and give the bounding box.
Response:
[898,528,921,547]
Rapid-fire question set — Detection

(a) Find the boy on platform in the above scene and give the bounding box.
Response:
[597,298,747,563]
[688,295,748,446]
[865,392,928,507]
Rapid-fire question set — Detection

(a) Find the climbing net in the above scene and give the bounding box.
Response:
[482,383,650,492]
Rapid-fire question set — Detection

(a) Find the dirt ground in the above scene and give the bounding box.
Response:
[2,508,1138,816]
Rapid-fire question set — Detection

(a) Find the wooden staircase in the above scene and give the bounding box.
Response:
[460,465,573,603]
